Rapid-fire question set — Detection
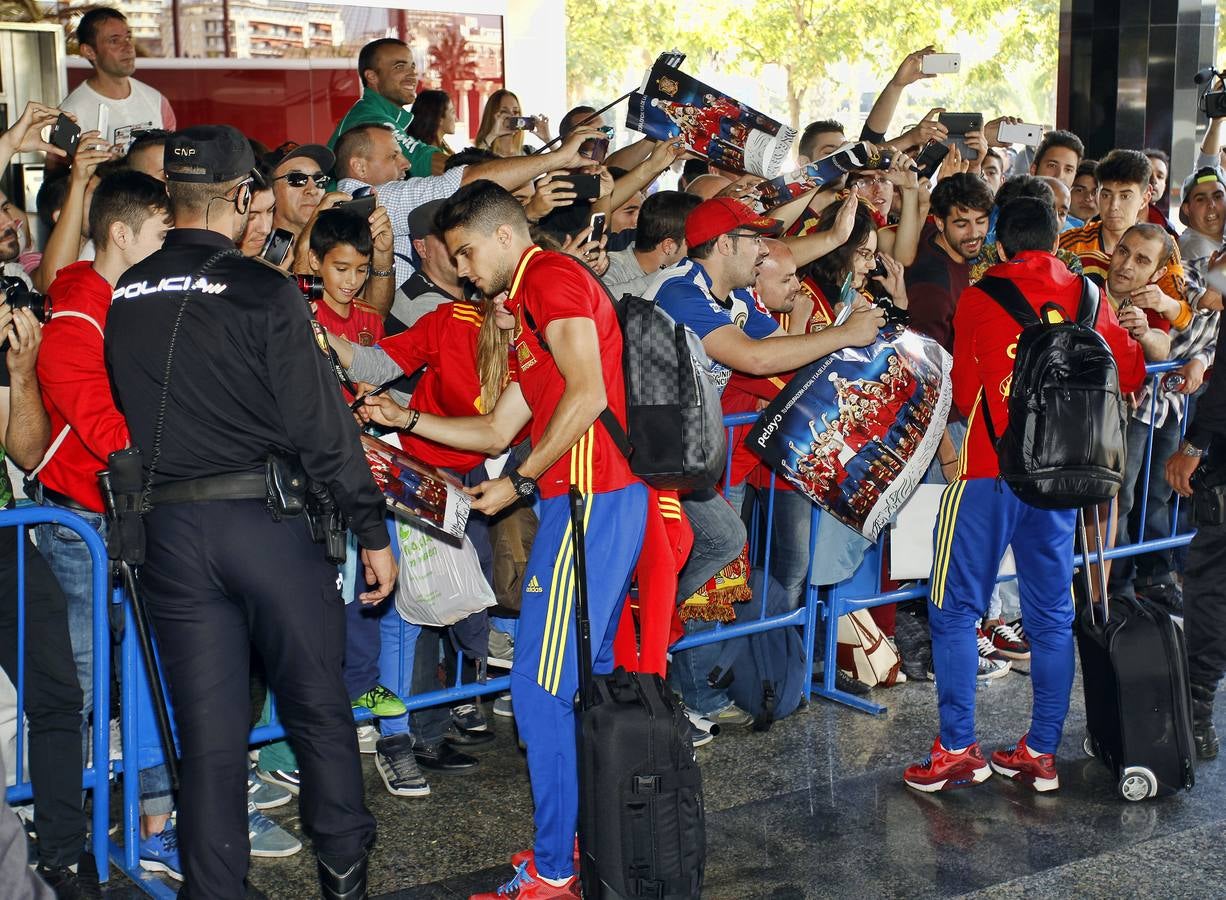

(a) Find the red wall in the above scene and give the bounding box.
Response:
[69,64,362,149]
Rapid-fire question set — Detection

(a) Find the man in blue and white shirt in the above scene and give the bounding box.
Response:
[644,197,886,727]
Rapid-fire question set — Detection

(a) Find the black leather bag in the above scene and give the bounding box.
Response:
[977,275,1127,510]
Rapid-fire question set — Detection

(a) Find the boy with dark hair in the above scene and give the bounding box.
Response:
[308,208,386,350]
[35,170,181,878]
[904,197,1146,794]
[904,172,995,351]
[1070,158,1099,224]
[1030,129,1085,187]
[1060,149,1193,332]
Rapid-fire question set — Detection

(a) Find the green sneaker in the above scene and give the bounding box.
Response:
[351,684,407,717]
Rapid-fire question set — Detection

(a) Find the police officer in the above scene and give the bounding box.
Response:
[1167,303,1226,762]
[105,125,396,899]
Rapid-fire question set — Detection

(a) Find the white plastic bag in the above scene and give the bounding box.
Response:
[394,521,495,627]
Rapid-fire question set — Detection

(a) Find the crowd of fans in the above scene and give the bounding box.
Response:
[0,8,1222,899]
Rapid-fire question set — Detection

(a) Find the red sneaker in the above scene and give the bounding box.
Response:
[989,734,1059,792]
[470,860,580,900]
[904,737,992,792]
[509,838,580,871]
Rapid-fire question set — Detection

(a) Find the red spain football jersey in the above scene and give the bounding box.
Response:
[314,297,385,347]
[378,301,490,473]
[507,246,637,498]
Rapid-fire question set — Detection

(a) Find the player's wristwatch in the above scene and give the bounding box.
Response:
[1179,440,1205,458]
[507,468,538,498]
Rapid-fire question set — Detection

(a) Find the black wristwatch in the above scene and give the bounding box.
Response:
[507,468,537,498]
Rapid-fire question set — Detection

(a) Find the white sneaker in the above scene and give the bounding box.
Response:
[356,723,380,755]
[977,655,1012,682]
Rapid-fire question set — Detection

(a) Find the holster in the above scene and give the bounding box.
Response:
[305,481,348,564]
[1191,461,1226,527]
[265,451,308,521]
[100,448,148,567]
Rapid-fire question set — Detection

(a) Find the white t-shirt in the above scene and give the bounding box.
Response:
[60,78,176,154]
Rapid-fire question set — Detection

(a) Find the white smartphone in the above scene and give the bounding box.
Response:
[996,121,1044,146]
[921,53,961,75]
[97,103,110,140]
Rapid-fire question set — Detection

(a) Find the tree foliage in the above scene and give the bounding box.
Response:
[565,0,1059,134]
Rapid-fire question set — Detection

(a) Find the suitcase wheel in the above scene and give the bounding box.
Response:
[1119,767,1158,802]
[1083,736,1096,759]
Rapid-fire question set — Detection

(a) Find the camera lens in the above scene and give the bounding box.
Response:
[294,275,325,303]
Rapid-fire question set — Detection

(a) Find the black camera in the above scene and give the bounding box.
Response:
[294,274,324,302]
[1206,91,1226,119]
[0,276,47,322]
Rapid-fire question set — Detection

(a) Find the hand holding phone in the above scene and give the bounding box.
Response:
[588,212,607,246]
[338,195,377,219]
[995,122,1044,146]
[261,228,295,267]
[568,173,601,202]
[49,114,81,160]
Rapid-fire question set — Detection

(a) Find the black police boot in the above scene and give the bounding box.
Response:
[318,852,368,900]
[1191,681,1219,761]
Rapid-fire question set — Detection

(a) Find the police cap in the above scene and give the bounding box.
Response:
[165,125,256,184]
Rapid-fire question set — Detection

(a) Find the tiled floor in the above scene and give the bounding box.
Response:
[105,672,1226,898]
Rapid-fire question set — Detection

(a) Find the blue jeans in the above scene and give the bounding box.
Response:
[671,490,747,715]
[740,484,812,610]
[377,612,421,738]
[1111,414,1181,596]
[35,499,173,816]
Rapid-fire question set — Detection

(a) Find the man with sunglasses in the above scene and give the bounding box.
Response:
[267,142,335,240]
[106,125,397,899]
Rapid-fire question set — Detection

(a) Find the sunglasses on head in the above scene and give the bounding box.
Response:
[274,171,329,189]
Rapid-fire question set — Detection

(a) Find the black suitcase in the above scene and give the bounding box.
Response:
[1074,507,1195,801]
[569,488,705,900]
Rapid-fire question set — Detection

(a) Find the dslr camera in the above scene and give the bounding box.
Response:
[0,276,47,322]
[864,257,909,326]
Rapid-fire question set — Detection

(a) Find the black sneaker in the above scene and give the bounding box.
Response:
[36,864,101,900]
[835,671,872,695]
[414,741,480,774]
[375,733,431,797]
[444,723,496,750]
[1194,719,1219,760]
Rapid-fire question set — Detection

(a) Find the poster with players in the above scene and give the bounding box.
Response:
[754,142,889,210]
[361,434,471,541]
[745,327,952,540]
[626,57,796,178]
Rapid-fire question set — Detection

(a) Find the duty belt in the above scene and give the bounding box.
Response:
[149,472,267,506]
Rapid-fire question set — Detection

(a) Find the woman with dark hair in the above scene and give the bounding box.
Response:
[474,89,550,156]
[407,89,457,157]
[807,196,908,313]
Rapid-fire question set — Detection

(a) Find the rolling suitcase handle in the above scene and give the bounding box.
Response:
[569,486,594,712]
[1076,505,1112,627]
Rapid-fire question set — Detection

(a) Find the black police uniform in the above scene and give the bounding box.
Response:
[106,224,387,896]
[1182,307,1226,756]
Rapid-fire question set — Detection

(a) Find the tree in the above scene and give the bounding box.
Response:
[428,25,478,100]
[566,0,1060,135]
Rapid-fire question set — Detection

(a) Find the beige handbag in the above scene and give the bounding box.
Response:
[836,609,904,687]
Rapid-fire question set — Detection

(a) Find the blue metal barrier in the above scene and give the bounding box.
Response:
[814,360,1200,715]
[1,507,111,884]
[90,364,1205,892]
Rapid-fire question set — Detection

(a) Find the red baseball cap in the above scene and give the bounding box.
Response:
[685,197,782,248]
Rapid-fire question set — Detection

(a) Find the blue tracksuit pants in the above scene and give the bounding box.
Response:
[928,478,1076,754]
[513,483,647,880]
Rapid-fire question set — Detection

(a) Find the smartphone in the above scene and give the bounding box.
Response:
[578,136,609,165]
[338,195,376,219]
[506,115,538,131]
[939,112,985,160]
[588,212,607,246]
[568,173,601,202]
[938,112,984,136]
[921,53,961,75]
[996,122,1044,146]
[261,228,295,267]
[49,114,81,159]
[96,103,110,140]
[912,142,950,179]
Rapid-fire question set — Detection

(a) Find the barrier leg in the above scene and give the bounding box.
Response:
[810,539,886,715]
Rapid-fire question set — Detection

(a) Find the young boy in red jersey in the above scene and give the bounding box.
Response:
[308,207,387,353]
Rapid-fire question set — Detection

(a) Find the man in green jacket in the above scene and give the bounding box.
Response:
[328,38,444,178]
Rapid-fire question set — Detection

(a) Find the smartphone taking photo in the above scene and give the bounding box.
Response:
[261,228,295,267]
[49,114,81,159]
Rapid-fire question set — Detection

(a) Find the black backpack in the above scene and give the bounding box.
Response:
[523,262,726,491]
[975,275,1128,510]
